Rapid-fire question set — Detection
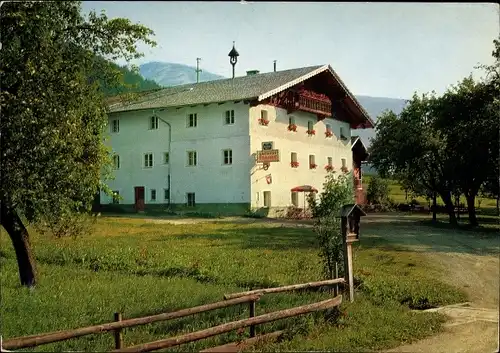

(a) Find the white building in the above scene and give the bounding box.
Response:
[102,64,373,216]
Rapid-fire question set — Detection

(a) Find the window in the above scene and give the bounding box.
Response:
[163,152,169,165]
[309,154,316,169]
[326,123,332,132]
[113,154,120,170]
[261,110,268,121]
[144,153,153,168]
[187,113,198,127]
[340,127,347,140]
[307,121,314,131]
[223,149,233,165]
[263,191,271,208]
[150,189,157,201]
[289,116,295,125]
[187,151,197,166]
[291,152,298,163]
[341,158,347,168]
[164,188,170,200]
[150,116,158,130]
[327,157,333,166]
[225,110,235,125]
[111,119,119,133]
[187,192,196,207]
[291,192,299,207]
[112,191,120,204]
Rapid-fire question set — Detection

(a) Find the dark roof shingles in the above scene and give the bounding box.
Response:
[108,65,323,113]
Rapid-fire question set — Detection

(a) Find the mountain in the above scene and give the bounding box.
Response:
[137,61,407,148]
[140,62,225,87]
[99,62,162,97]
[352,95,407,146]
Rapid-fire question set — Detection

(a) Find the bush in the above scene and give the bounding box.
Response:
[311,171,354,279]
[366,176,390,205]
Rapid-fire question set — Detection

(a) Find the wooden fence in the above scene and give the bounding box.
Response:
[2,278,345,352]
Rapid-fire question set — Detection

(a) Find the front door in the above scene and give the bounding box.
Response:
[134,186,145,211]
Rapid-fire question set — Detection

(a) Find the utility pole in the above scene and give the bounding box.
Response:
[196,58,202,83]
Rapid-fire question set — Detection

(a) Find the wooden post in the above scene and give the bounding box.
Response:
[346,242,354,302]
[249,300,256,338]
[341,217,354,302]
[333,262,339,297]
[114,313,123,350]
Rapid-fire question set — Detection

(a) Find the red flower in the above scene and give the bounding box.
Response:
[341,166,349,173]
[287,124,297,132]
[307,129,316,135]
[310,163,317,169]
[325,165,334,171]
[258,118,269,126]
[290,161,299,168]
[325,130,333,137]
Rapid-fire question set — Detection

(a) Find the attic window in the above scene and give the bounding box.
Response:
[340,127,347,140]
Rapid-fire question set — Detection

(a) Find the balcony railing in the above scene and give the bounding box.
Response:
[297,95,332,117]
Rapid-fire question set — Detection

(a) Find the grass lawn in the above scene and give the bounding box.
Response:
[363,175,498,209]
[0,217,467,352]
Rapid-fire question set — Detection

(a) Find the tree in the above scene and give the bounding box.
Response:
[309,170,354,280]
[369,95,460,225]
[366,176,390,205]
[0,1,156,287]
[433,77,498,226]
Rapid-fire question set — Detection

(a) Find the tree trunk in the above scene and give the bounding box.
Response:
[465,193,478,227]
[440,192,457,225]
[497,196,499,217]
[432,193,437,222]
[0,205,37,287]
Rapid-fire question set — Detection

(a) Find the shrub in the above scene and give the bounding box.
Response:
[366,176,390,205]
[311,171,354,279]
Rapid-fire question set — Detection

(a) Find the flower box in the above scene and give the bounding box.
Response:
[325,165,334,171]
[325,130,333,137]
[309,163,318,169]
[341,166,349,173]
[290,161,299,168]
[287,124,297,132]
[306,129,316,136]
[258,118,270,126]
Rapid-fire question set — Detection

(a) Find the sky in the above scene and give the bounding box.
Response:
[81,2,499,99]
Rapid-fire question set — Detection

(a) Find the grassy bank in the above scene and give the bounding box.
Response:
[0,217,467,352]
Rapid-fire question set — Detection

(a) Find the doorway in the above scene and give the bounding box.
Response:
[134,186,145,211]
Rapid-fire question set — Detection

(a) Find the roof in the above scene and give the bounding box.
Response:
[351,136,369,160]
[107,64,374,127]
[340,204,367,217]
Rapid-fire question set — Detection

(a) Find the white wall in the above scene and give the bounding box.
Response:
[249,104,352,209]
[101,102,251,205]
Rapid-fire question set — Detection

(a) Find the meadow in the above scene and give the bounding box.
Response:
[0,216,468,352]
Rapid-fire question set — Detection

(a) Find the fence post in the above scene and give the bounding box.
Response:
[249,300,256,338]
[114,312,123,350]
[334,262,339,296]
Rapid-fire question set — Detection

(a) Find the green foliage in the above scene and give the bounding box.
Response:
[0,1,156,233]
[311,171,354,279]
[366,176,390,205]
[369,39,500,226]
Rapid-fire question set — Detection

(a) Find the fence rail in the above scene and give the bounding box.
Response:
[113,296,342,353]
[4,279,345,352]
[2,295,260,350]
[223,278,345,300]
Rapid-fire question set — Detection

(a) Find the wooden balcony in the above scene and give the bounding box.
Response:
[297,95,332,117]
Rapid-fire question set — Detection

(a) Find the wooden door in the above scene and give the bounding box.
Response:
[134,186,145,211]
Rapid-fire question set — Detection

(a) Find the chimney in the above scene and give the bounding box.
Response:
[273,60,276,72]
[246,70,260,76]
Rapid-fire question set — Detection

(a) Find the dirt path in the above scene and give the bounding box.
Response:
[366,214,500,353]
